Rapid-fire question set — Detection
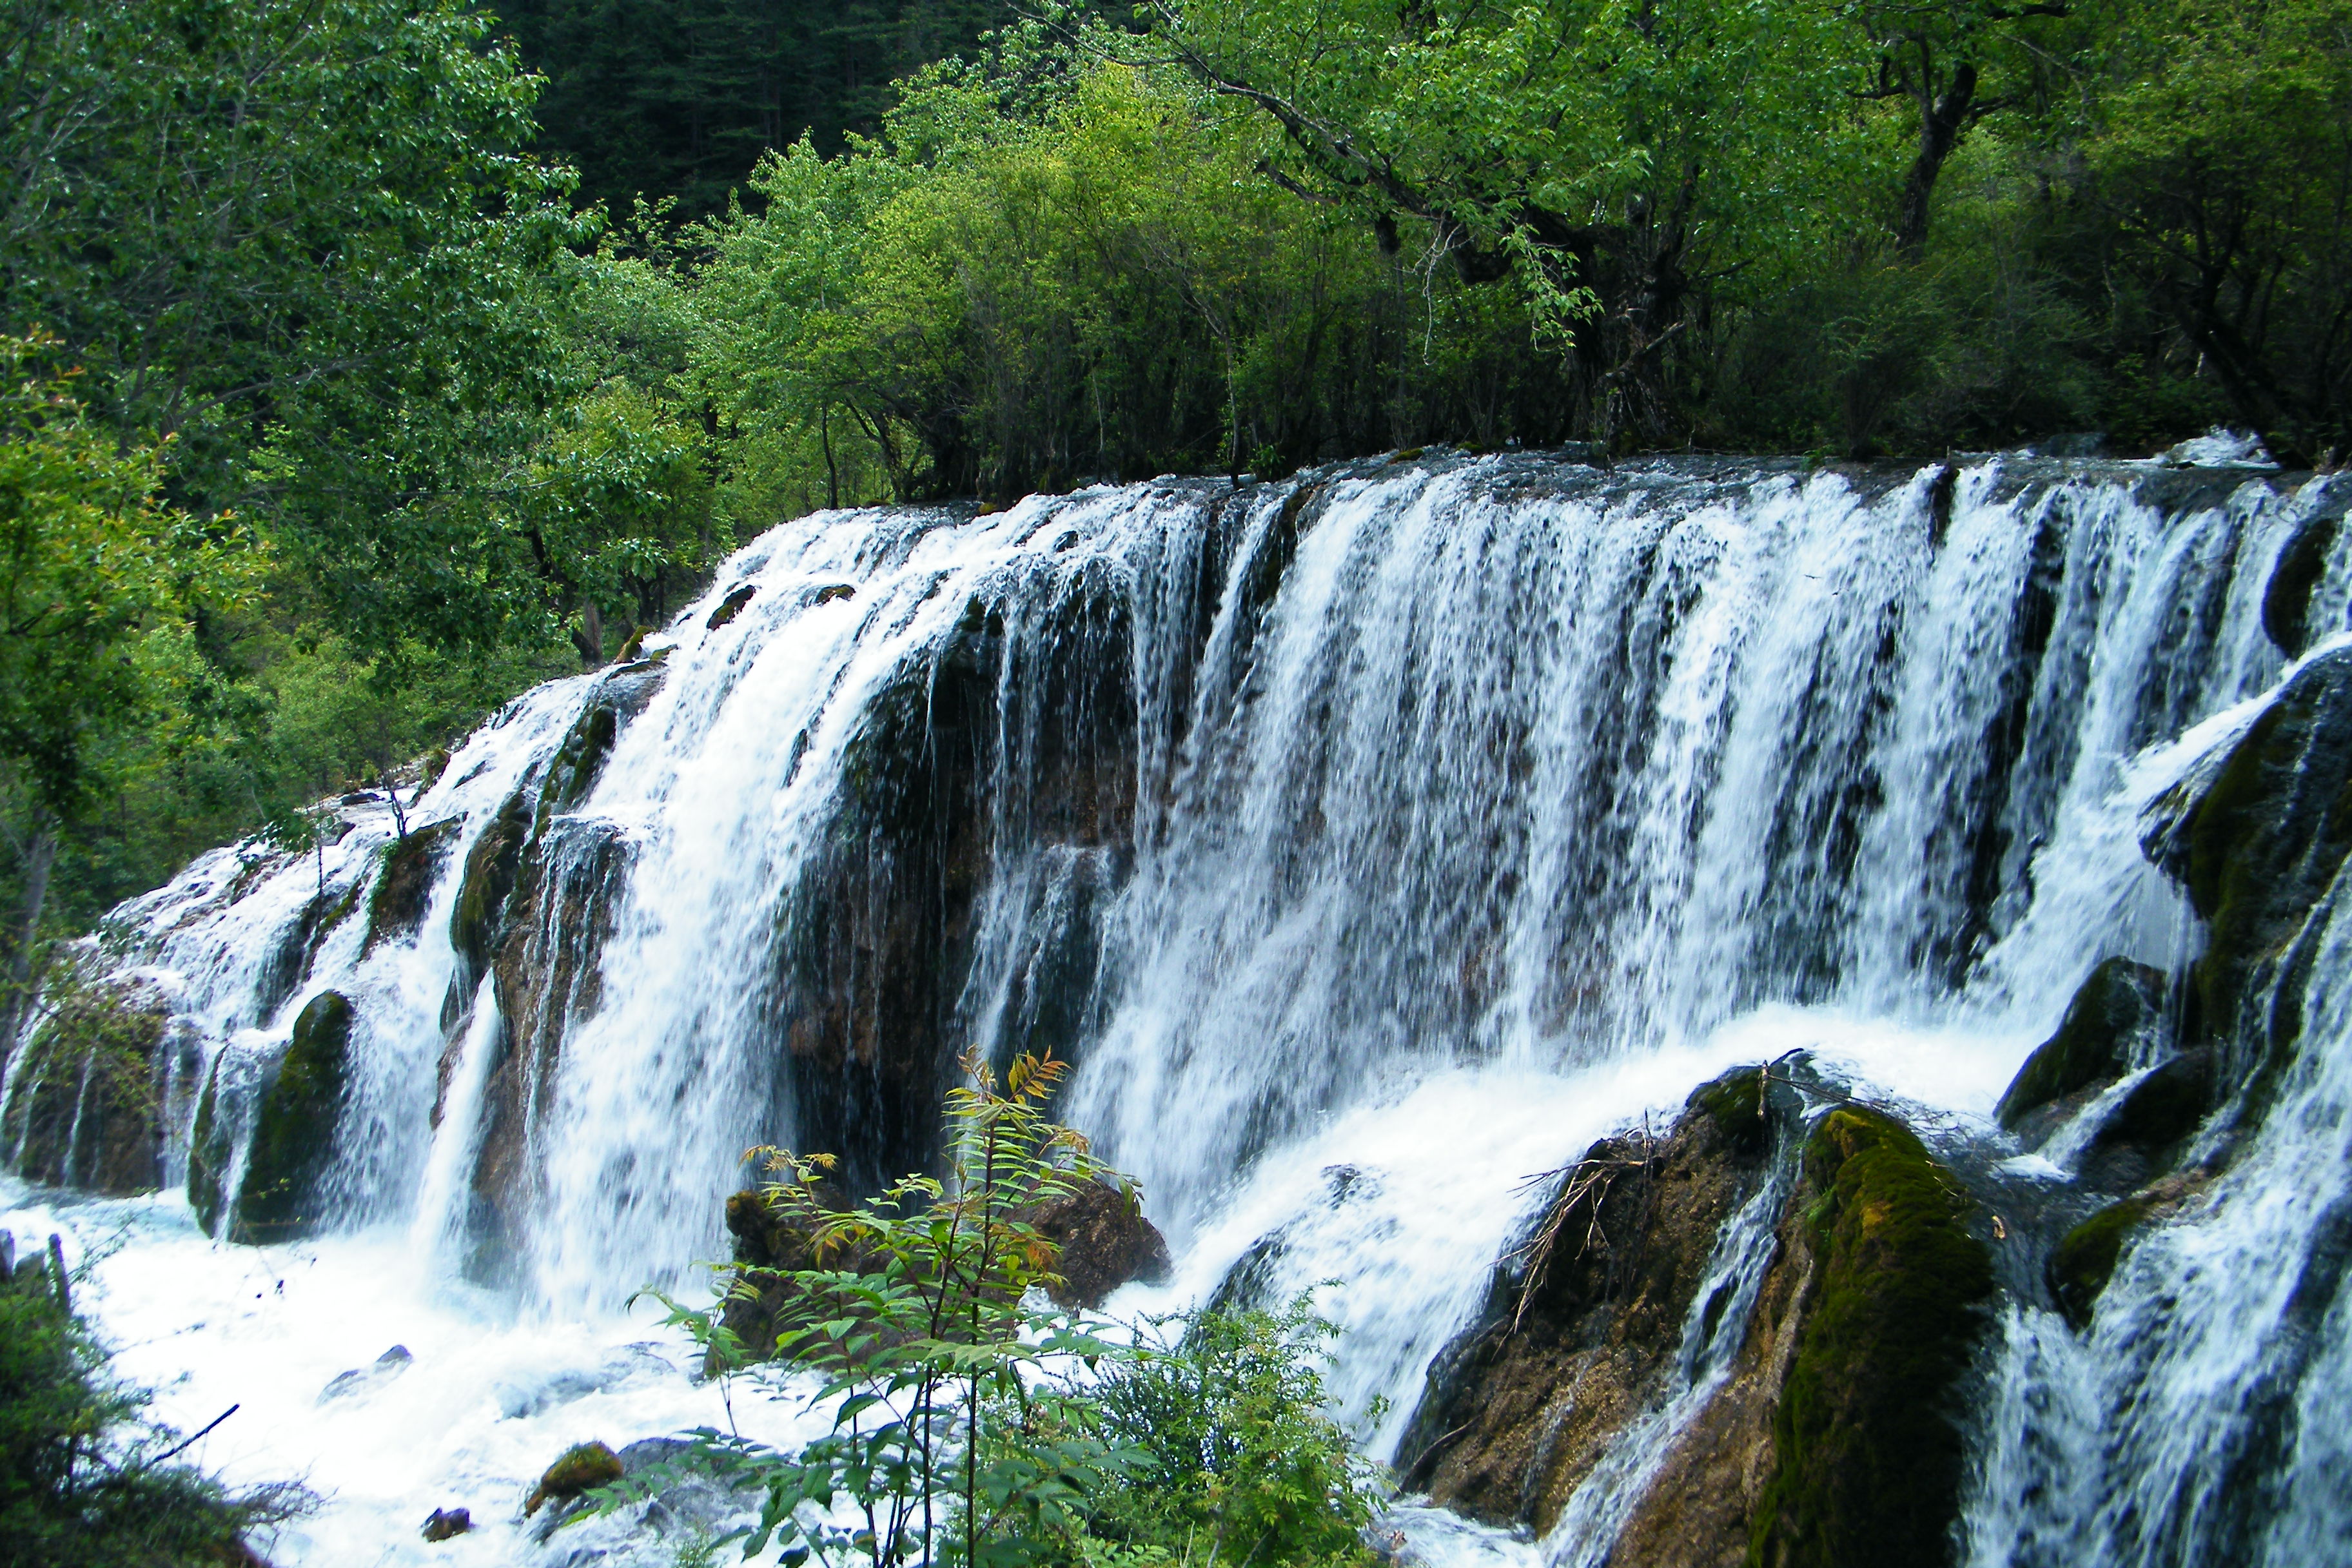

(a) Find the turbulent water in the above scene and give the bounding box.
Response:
[5,445,2349,1565]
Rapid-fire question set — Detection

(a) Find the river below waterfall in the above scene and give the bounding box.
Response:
[8,446,2349,1566]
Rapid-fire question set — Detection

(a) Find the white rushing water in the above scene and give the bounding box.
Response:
[6,448,2351,1565]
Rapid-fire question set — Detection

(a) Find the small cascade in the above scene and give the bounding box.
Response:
[8,447,2352,1565]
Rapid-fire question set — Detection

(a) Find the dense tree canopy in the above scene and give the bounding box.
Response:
[1,0,2349,1009]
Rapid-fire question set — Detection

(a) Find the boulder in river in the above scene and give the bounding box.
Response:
[1995,957,2168,1134]
[525,1440,623,1516]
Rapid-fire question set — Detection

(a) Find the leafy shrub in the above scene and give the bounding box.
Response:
[610,1051,1378,1568]
[0,1250,306,1564]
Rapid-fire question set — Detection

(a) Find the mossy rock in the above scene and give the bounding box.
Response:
[2155,647,2352,1054]
[2082,1050,2213,1186]
[186,1061,230,1236]
[450,790,531,975]
[2261,508,2342,655]
[364,818,460,954]
[534,702,620,836]
[232,990,353,1242]
[5,978,170,1195]
[1747,1107,1994,1568]
[524,1440,623,1516]
[1687,1064,1771,1155]
[1996,958,2167,1129]
[2046,1195,2152,1329]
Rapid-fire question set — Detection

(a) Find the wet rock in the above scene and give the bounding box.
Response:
[2078,1048,2215,1188]
[187,1059,231,1234]
[421,1506,471,1541]
[706,583,756,629]
[450,790,531,977]
[774,575,1139,1192]
[1996,958,2169,1133]
[365,818,461,953]
[1029,1179,1173,1308]
[526,1440,624,1516]
[2141,647,2352,1083]
[234,990,354,1241]
[318,1344,413,1403]
[1740,1107,1995,1568]
[2048,1196,2151,1328]
[2044,1167,2213,1329]
[2262,502,2346,655]
[1400,1065,1787,1532]
[3,975,172,1195]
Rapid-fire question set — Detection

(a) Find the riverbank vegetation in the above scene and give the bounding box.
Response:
[0,1238,306,1562]
[3,0,2349,981]
[610,1050,1378,1567]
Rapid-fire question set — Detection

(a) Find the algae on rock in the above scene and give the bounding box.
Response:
[232,990,355,1241]
[1996,957,2168,1130]
[1745,1107,1994,1568]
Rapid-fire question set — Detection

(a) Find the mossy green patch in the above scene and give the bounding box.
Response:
[363,818,460,953]
[533,703,620,837]
[2046,1195,2152,1329]
[186,1062,228,1236]
[232,990,353,1242]
[1747,1107,1994,1568]
[2175,650,2352,1048]
[1997,957,2166,1128]
[451,789,531,974]
[1687,1064,1770,1155]
[525,1440,623,1515]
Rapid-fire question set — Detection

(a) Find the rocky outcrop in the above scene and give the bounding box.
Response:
[767,577,1140,1193]
[441,663,661,1279]
[364,818,462,953]
[1030,1180,1173,1308]
[1996,957,2168,1133]
[2045,1166,2215,1328]
[2142,646,2352,1088]
[231,989,356,1240]
[3,974,173,1195]
[1404,1072,1995,1568]
[2261,500,2346,656]
[1739,1108,1995,1568]
[1402,1065,1785,1532]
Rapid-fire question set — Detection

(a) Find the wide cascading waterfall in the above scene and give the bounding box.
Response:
[8,446,2351,1565]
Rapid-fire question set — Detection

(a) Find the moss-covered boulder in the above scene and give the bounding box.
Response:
[364,818,460,954]
[4,976,170,1195]
[2261,506,2343,656]
[450,790,531,975]
[533,701,620,835]
[1403,1064,1796,1534]
[1747,1108,1994,1568]
[1997,958,2168,1130]
[524,1440,623,1516]
[2046,1195,2152,1329]
[186,1061,230,1235]
[2143,647,2352,1058]
[233,990,353,1241]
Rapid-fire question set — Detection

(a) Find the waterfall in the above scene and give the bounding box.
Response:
[8,447,2350,1565]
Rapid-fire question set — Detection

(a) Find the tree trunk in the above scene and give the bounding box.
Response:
[1896,61,1978,257]
[571,600,606,668]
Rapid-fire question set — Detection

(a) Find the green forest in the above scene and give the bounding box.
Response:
[4,0,2349,1001]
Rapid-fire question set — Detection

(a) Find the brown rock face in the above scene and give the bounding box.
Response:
[1402,1069,1995,1568]
[1403,1068,1779,1531]
[1030,1180,1173,1308]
